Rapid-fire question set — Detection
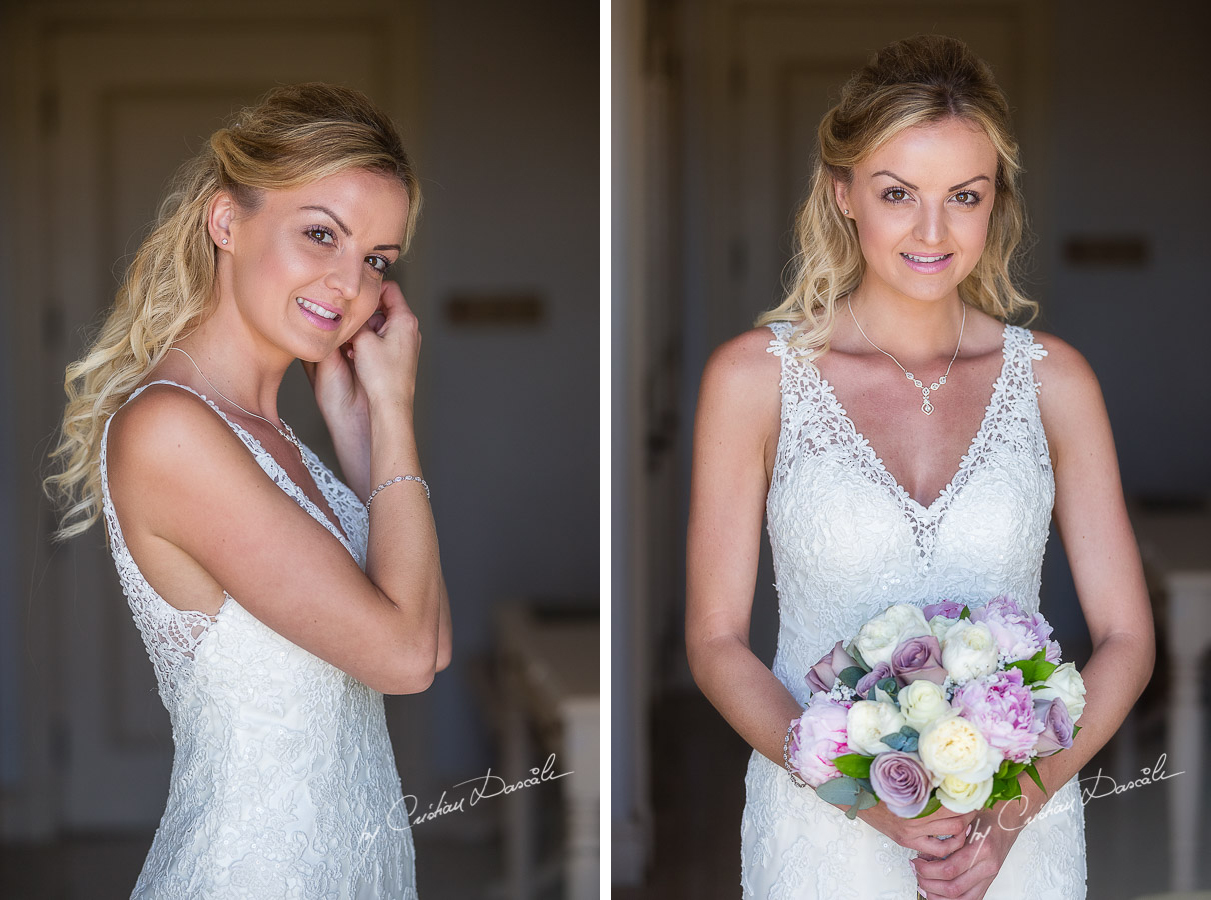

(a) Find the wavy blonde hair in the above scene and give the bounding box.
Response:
[44,83,422,542]
[756,34,1034,356]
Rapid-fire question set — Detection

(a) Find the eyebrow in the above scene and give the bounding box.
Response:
[871,171,992,192]
[300,204,401,252]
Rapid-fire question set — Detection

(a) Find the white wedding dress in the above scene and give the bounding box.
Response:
[100,380,418,899]
[740,322,1087,899]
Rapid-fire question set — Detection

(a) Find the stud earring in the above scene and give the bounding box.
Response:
[842,209,849,215]
[221,238,228,245]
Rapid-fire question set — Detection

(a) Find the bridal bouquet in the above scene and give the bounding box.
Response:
[787,597,1085,819]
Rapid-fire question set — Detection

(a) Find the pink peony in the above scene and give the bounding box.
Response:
[951,668,1044,763]
[922,599,966,621]
[969,595,1047,663]
[787,694,852,787]
[806,640,860,695]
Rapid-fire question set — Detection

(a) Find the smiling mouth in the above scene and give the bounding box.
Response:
[296,297,341,321]
[901,253,953,263]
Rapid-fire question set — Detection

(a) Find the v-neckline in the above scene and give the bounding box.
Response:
[812,323,1013,517]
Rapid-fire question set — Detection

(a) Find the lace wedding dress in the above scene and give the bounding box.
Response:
[100,380,418,899]
[740,323,1087,899]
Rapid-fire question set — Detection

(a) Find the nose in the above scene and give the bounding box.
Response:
[913,201,949,247]
[324,250,362,299]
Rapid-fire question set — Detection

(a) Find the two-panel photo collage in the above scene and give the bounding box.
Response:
[1,1,1207,898]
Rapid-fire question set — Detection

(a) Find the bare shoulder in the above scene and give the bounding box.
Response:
[1026,330,1110,456]
[108,383,244,475]
[699,325,783,405]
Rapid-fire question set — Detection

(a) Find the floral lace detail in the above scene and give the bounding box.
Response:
[100,379,417,899]
[741,322,1085,898]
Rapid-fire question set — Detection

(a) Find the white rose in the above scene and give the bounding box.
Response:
[854,604,931,668]
[940,620,999,683]
[846,700,908,756]
[898,680,950,732]
[1033,662,1087,723]
[928,614,959,643]
[918,714,1003,784]
[936,775,994,814]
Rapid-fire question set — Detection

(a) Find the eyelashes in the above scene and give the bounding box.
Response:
[879,187,982,207]
[304,225,394,274]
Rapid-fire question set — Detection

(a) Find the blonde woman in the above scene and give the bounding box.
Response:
[45,84,450,898]
[686,36,1153,899]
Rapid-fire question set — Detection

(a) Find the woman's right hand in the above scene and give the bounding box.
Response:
[855,798,977,860]
[343,279,421,416]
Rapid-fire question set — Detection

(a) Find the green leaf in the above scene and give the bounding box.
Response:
[876,677,900,698]
[816,775,859,808]
[1034,660,1058,681]
[1024,762,1048,796]
[838,666,866,690]
[1072,724,1081,736]
[959,606,971,620]
[833,753,873,779]
[855,777,875,795]
[855,788,879,811]
[849,645,870,671]
[913,794,942,819]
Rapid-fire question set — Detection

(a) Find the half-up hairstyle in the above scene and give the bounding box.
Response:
[757,34,1033,356]
[44,83,421,541]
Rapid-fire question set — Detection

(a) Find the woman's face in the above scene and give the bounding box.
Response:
[835,118,998,306]
[218,169,410,361]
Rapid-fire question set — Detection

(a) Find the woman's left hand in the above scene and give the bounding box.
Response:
[912,807,1019,900]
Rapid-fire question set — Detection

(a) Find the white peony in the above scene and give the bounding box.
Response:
[1033,662,1087,723]
[854,604,932,668]
[940,620,999,682]
[898,680,951,732]
[846,699,908,756]
[928,614,959,643]
[936,775,994,813]
[918,714,1003,784]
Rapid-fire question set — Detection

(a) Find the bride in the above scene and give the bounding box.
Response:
[685,35,1154,899]
[44,84,450,897]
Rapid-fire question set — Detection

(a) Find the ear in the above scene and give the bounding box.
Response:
[207,191,236,250]
[833,177,851,218]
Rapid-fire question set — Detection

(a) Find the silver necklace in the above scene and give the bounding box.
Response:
[847,298,966,416]
[168,347,303,457]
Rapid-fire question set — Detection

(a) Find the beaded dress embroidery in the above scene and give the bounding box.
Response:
[100,380,417,899]
[739,323,1087,899]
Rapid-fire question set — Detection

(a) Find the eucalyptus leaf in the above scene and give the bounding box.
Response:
[838,666,866,690]
[816,775,859,807]
[855,788,879,811]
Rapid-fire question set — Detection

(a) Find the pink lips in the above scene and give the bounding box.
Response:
[900,252,953,275]
[296,297,343,331]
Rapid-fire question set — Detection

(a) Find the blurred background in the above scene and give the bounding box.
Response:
[613,0,1210,897]
[0,1,598,898]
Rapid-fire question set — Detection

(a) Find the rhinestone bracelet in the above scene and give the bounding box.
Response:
[783,717,808,788]
[365,474,430,510]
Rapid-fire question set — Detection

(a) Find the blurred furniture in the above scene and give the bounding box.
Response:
[497,602,599,900]
[1130,504,1211,892]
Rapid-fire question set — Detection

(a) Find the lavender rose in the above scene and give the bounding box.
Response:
[890,635,948,687]
[855,661,892,699]
[787,694,852,786]
[806,640,859,694]
[869,751,932,818]
[951,668,1044,763]
[922,599,965,621]
[1033,697,1075,757]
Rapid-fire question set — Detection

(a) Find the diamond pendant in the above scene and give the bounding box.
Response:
[921,387,934,416]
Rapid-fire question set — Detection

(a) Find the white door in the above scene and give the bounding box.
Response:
[22,3,420,829]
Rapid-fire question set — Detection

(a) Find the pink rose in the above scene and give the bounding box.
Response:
[890,635,948,687]
[806,640,859,695]
[787,694,852,787]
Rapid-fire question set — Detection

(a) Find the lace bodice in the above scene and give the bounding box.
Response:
[100,379,416,899]
[740,322,1086,899]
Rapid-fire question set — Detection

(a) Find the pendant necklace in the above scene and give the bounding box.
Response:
[168,347,305,458]
[847,297,966,416]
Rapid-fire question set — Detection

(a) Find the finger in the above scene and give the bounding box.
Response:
[377,279,409,317]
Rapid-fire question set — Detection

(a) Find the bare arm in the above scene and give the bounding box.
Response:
[1012,335,1155,805]
[110,288,446,694]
